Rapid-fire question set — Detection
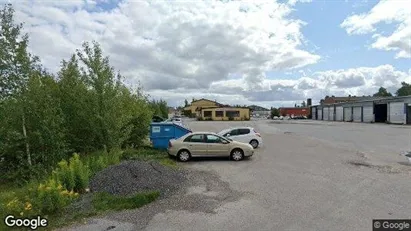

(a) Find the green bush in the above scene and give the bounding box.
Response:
[3,179,79,216]
[54,160,75,191]
[69,154,89,193]
[88,154,107,176]
[33,179,79,215]
[228,116,234,121]
[107,148,123,165]
[197,117,204,121]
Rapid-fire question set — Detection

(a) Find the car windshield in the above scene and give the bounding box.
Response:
[218,129,230,135]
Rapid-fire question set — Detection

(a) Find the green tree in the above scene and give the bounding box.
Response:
[396,82,411,96]
[0,4,43,169]
[76,41,132,151]
[373,87,392,97]
[58,54,97,153]
[184,99,189,107]
[270,107,280,118]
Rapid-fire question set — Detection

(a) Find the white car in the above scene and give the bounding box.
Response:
[164,118,183,126]
[217,127,263,149]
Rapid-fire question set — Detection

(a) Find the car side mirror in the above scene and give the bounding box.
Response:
[226,134,230,137]
[221,140,229,144]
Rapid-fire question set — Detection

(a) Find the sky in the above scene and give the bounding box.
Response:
[4,0,411,108]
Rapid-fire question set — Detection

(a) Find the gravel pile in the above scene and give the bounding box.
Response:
[89,160,186,196]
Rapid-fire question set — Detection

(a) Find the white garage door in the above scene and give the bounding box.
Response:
[343,107,352,121]
[318,108,323,120]
[389,102,405,124]
[335,106,343,121]
[312,107,317,120]
[323,107,329,120]
[353,106,362,122]
[329,106,334,121]
[362,105,374,122]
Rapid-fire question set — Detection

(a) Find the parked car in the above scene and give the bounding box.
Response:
[152,115,165,122]
[217,127,263,149]
[168,132,254,162]
[164,117,183,126]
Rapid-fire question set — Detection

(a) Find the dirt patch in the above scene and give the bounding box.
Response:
[346,160,402,174]
[347,160,372,168]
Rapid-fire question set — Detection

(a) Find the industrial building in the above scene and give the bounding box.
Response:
[311,96,411,125]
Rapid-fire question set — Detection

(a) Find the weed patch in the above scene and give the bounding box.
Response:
[92,191,160,212]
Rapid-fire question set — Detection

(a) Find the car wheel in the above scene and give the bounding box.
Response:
[177,150,191,162]
[230,149,244,161]
[250,139,259,149]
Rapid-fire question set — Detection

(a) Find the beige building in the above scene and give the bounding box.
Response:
[200,107,250,121]
[183,98,223,117]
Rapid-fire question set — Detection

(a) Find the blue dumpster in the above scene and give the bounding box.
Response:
[150,122,192,149]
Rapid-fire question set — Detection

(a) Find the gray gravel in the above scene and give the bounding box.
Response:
[89,160,186,197]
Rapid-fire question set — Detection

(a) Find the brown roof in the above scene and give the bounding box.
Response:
[200,107,250,111]
[191,98,223,106]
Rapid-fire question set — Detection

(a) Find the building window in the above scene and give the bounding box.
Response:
[226,110,240,117]
[203,111,212,117]
[215,111,224,117]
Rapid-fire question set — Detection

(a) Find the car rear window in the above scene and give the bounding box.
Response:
[238,128,250,135]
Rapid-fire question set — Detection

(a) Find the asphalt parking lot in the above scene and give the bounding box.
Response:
[144,119,411,231]
[63,119,411,231]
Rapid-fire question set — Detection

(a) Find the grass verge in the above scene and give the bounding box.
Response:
[122,146,178,168]
[92,191,160,212]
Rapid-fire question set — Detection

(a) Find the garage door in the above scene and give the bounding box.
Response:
[353,106,362,122]
[335,106,343,121]
[323,107,329,120]
[312,107,317,120]
[343,107,352,121]
[362,105,374,122]
[389,102,405,124]
[329,106,334,121]
[318,108,323,120]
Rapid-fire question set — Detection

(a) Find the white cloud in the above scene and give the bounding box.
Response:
[341,0,411,58]
[162,64,409,107]
[288,0,313,6]
[10,0,319,88]
[5,1,410,108]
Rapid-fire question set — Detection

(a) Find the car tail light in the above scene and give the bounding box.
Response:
[168,141,172,148]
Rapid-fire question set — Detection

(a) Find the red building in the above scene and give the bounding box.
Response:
[279,107,310,117]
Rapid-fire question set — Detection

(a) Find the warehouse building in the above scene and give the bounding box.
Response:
[311,96,411,125]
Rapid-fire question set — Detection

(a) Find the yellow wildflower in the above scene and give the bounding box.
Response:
[60,190,69,196]
[20,212,23,216]
[74,193,79,197]
[24,202,32,211]
[57,184,63,190]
